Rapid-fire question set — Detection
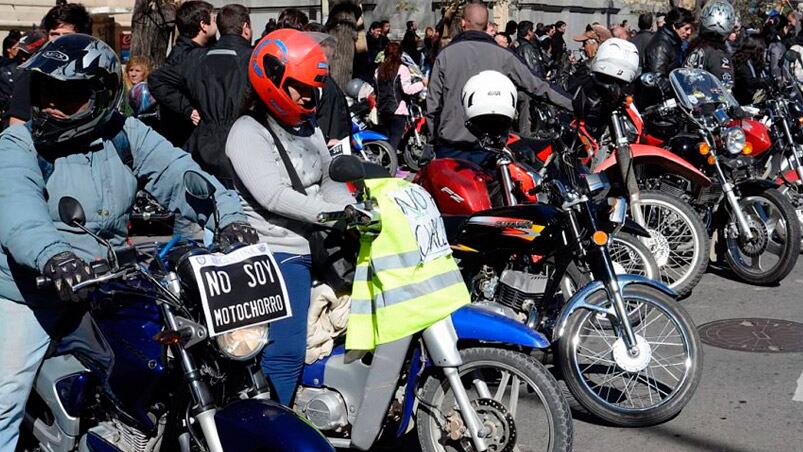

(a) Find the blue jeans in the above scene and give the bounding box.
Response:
[0,299,51,450]
[260,253,311,406]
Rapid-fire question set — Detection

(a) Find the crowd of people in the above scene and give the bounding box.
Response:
[0,0,801,449]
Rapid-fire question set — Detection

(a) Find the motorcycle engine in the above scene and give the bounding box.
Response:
[496,269,547,315]
[295,387,349,431]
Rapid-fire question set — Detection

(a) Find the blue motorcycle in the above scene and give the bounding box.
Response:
[291,156,573,452]
[348,98,399,176]
[23,178,333,452]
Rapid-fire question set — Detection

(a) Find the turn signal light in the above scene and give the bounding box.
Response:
[625,96,633,106]
[798,117,803,126]
[742,142,753,155]
[592,231,609,246]
[698,142,710,155]
[707,155,716,165]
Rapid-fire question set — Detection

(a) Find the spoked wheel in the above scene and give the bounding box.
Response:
[417,348,573,452]
[361,140,399,176]
[402,128,431,171]
[557,285,702,427]
[608,233,660,281]
[723,188,801,284]
[636,191,709,298]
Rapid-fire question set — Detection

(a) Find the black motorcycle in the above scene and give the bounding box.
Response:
[444,130,703,427]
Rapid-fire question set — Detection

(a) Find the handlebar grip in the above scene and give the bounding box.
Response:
[318,211,351,223]
[36,276,52,289]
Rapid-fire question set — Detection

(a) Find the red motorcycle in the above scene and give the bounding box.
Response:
[635,69,800,284]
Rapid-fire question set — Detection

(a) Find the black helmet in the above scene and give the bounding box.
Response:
[21,34,122,149]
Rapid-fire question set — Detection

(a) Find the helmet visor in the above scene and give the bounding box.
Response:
[31,73,95,119]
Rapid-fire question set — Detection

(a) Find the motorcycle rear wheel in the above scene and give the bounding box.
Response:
[361,140,399,176]
[557,285,702,427]
[417,347,573,452]
[723,188,801,284]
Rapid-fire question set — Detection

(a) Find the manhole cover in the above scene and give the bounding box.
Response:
[698,318,803,353]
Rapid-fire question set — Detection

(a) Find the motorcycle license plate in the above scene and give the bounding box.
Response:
[187,244,292,336]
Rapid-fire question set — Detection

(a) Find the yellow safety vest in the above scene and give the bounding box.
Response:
[346,178,470,350]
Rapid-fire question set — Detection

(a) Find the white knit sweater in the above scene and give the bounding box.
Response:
[225,114,354,255]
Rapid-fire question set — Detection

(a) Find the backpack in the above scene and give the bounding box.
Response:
[25,112,132,183]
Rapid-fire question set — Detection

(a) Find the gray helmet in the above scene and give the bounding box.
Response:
[700,0,736,37]
[344,78,367,99]
[22,34,122,149]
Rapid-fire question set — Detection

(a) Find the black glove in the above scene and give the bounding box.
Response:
[43,251,93,302]
[218,222,259,248]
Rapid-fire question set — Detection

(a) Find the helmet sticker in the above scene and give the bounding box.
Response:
[43,51,69,62]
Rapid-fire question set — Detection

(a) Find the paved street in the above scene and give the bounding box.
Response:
[572,261,803,452]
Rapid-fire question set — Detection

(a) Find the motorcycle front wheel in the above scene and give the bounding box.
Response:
[417,347,573,452]
[557,285,702,427]
[361,140,399,176]
[608,233,660,281]
[636,190,709,298]
[723,188,801,284]
[402,127,431,171]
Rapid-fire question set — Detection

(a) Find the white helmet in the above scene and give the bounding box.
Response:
[462,70,517,121]
[462,70,518,138]
[700,0,736,37]
[591,38,640,83]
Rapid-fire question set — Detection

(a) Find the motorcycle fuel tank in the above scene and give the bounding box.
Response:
[413,158,494,215]
[450,204,564,255]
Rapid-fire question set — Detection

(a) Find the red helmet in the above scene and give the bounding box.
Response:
[249,29,329,126]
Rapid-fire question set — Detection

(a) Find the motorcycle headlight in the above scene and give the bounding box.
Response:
[724,127,746,155]
[215,325,269,361]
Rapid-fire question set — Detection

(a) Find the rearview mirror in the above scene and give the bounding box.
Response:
[329,155,366,183]
[58,197,86,227]
[183,171,216,201]
[784,49,801,63]
[639,72,658,88]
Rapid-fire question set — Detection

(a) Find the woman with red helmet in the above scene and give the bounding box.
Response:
[225,29,354,406]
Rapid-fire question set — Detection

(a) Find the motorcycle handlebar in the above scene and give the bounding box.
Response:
[318,211,352,223]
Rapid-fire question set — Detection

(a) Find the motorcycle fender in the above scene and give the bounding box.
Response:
[354,130,389,143]
[451,304,551,349]
[596,144,712,188]
[215,399,334,452]
[619,218,651,237]
[551,275,676,342]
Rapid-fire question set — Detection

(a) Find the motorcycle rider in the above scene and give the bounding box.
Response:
[225,29,354,406]
[643,6,695,77]
[684,0,737,89]
[426,1,573,167]
[0,34,256,450]
[7,1,92,127]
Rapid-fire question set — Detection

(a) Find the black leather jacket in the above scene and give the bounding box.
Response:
[644,26,684,77]
[516,38,545,77]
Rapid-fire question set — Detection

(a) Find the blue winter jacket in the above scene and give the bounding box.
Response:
[0,117,247,306]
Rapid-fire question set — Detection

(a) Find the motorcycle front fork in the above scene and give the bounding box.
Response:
[567,208,640,353]
[423,317,489,452]
[709,155,754,240]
